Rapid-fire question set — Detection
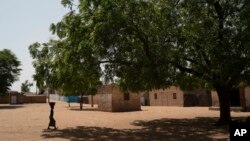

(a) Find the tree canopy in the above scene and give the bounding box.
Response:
[0,49,21,96]
[21,80,33,93]
[30,0,250,124]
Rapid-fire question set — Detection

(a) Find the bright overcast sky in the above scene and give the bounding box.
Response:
[0,0,69,92]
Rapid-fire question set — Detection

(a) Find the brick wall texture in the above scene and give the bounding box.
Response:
[149,86,184,106]
[0,93,46,104]
[149,86,211,107]
[211,86,250,111]
[96,85,141,112]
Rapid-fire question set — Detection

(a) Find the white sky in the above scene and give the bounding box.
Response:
[0,0,69,92]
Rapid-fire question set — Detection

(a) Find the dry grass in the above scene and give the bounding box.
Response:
[0,101,249,141]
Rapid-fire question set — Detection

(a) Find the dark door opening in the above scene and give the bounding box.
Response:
[230,88,240,106]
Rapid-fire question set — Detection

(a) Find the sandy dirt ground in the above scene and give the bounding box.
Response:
[0,101,249,141]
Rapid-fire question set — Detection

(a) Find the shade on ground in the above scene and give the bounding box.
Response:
[0,101,249,141]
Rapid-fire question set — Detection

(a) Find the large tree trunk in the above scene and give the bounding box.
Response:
[216,86,232,125]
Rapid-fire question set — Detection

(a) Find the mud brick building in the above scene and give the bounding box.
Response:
[96,84,141,112]
[149,86,212,107]
[0,91,46,104]
[211,86,250,111]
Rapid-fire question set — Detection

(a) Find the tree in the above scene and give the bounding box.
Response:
[21,80,33,93]
[0,49,21,96]
[29,42,55,92]
[88,0,249,125]
[31,0,250,124]
[29,33,102,110]
[171,0,250,125]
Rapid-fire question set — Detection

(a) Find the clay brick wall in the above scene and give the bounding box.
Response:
[244,86,250,111]
[211,91,219,106]
[149,86,184,106]
[87,95,98,104]
[212,87,250,110]
[9,93,24,104]
[96,85,141,112]
[17,95,24,104]
[111,86,141,112]
[96,85,113,111]
[1,93,46,104]
[149,90,165,106]
[97,94,112,111]
[23,95,46,103]
[149,87,211,107]
[97,85,113,94]
[183,94,197,107]
[32,96,46,103]
[195,90,211,106]
[0,96,9,104]
[184,89,211,106]
[140,92,150,106]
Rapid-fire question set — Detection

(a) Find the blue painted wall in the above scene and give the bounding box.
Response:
[50,94,78,103]
[63,96,78,102]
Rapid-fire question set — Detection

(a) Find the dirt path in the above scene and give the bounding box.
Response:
[0,101,249,141]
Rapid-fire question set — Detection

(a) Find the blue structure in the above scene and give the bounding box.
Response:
[50,94,78,103]
[62,96,78,102]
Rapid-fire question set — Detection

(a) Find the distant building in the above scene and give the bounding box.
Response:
[9,91,24,104]
[211,86,250,111]
[140,92,150,106]
[47,85,141,112]
[49,94,79,103]
[149,86,212,107]
[96,84,141,112]
[47,88,96,103]
[0,91,46,104]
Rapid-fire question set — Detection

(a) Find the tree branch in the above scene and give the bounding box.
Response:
[127,24,154,63]
[183,57,199,65]
[213,1,224,47]
[98,60,132,66]
[175,64,203,77]
[225,1,249,19]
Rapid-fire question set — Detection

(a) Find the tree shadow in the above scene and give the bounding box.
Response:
[0,105,24,109]
[70,108,99,111]
[41,117,234,141]
[69,108,146,112]
[69,106,98,111]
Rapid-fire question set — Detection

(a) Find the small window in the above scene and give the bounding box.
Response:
[124,92,130,100]
[154,93,157,99]
[173,93,177,99]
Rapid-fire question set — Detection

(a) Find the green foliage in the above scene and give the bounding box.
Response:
[29,42,55,90]
[76,0,250,91]
[38,88,45,95]
[29,0,250,117]
[175,0,250,90]
[29,18,102,97]
[21,80,33,92]
[30,0,250,92]
[0,49,21,96]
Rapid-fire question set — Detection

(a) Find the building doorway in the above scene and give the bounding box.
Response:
[230,88,240,106]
